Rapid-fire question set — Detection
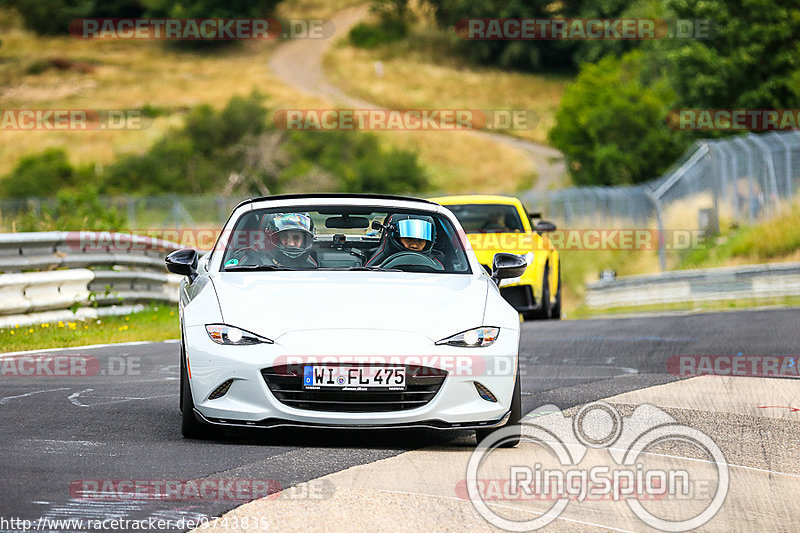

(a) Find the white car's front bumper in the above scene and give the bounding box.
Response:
[184,325,519,430]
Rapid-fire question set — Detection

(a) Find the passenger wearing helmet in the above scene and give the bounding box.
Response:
[262,212,317,268]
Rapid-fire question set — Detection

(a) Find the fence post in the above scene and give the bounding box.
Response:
[646,189,666,272]
[747,133,780,215]
[126,198,137,229]
[733,137,758,220]
[771,131,794,199]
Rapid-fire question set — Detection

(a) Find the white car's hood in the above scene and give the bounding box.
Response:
[212,272,489,342]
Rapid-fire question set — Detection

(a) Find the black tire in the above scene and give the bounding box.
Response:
[550,263,562,320]
[533,264,552,320]
[476,366,522,448]
[180,345,216,439]
[179,341,185,413]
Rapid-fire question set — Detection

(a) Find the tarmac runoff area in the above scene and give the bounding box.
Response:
[193,375,800,532]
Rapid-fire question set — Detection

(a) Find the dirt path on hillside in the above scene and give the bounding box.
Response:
[269,5,566,192]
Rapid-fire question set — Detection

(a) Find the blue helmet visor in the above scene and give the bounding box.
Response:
[396,218,433,241]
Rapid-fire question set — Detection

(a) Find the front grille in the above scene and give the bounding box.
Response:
[261,364,447,412]
[500,285,535,310]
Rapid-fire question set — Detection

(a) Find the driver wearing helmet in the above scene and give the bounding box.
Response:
[394,216,435,253]
[365,214,442,268]
[263,212,317,268]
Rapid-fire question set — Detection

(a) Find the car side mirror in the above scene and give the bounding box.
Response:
[535,220,557,233]
[165,249,199,281]
[491,252,527,285]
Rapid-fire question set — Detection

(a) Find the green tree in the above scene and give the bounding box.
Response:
[3,0,144,35]
[663,0,800,109]
[142,0,279,18]
[548,50,687,186]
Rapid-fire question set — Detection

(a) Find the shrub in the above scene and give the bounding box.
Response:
[0,148,80,198]
[548,51,688,186]
[8,186,126,231]
[349,19,407,49]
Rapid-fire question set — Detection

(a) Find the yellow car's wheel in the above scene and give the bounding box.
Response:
[550,262,562,320]
[524,264,552,320]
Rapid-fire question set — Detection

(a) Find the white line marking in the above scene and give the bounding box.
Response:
[68,388,93,407]
[82,394,176,406]
[67,389,175,407]
[28,439,99,447]
[0,339,179,357]
[0,388,71,405]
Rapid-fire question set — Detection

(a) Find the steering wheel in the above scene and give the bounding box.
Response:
[380,251,445,272]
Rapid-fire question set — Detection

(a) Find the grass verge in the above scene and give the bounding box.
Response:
[571,295,800,320]
[0,303,178,353]
[0,0,359,176]
[324,26,568,146]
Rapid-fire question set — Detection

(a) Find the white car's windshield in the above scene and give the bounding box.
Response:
[220,205,472,274]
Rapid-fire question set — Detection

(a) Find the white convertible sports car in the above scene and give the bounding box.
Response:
[166,194,526,445]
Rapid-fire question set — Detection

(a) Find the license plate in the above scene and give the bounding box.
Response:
[303,366,406,390]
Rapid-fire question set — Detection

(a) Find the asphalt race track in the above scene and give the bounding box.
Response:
[1,307,798,532]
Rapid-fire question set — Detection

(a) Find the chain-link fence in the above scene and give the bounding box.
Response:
[1,130,799,268]
[522,130,800,228]
[0,194,248,230]
[520,130,800,269]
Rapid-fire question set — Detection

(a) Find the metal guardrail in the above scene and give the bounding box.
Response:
[585,262,800,309]
[0,232,182,327]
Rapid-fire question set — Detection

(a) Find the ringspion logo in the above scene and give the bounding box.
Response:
[466,402,728,531]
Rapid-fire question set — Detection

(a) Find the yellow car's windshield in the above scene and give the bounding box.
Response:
[445,204,524,233]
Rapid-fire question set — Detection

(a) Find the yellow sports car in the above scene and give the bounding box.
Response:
[430,195,561,320]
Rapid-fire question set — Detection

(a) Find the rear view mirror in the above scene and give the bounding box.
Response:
[491,252,527,285]
[325,216,370,229]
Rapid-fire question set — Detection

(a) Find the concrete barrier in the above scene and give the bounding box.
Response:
[585,262,800,308]
[0,232,183,325]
